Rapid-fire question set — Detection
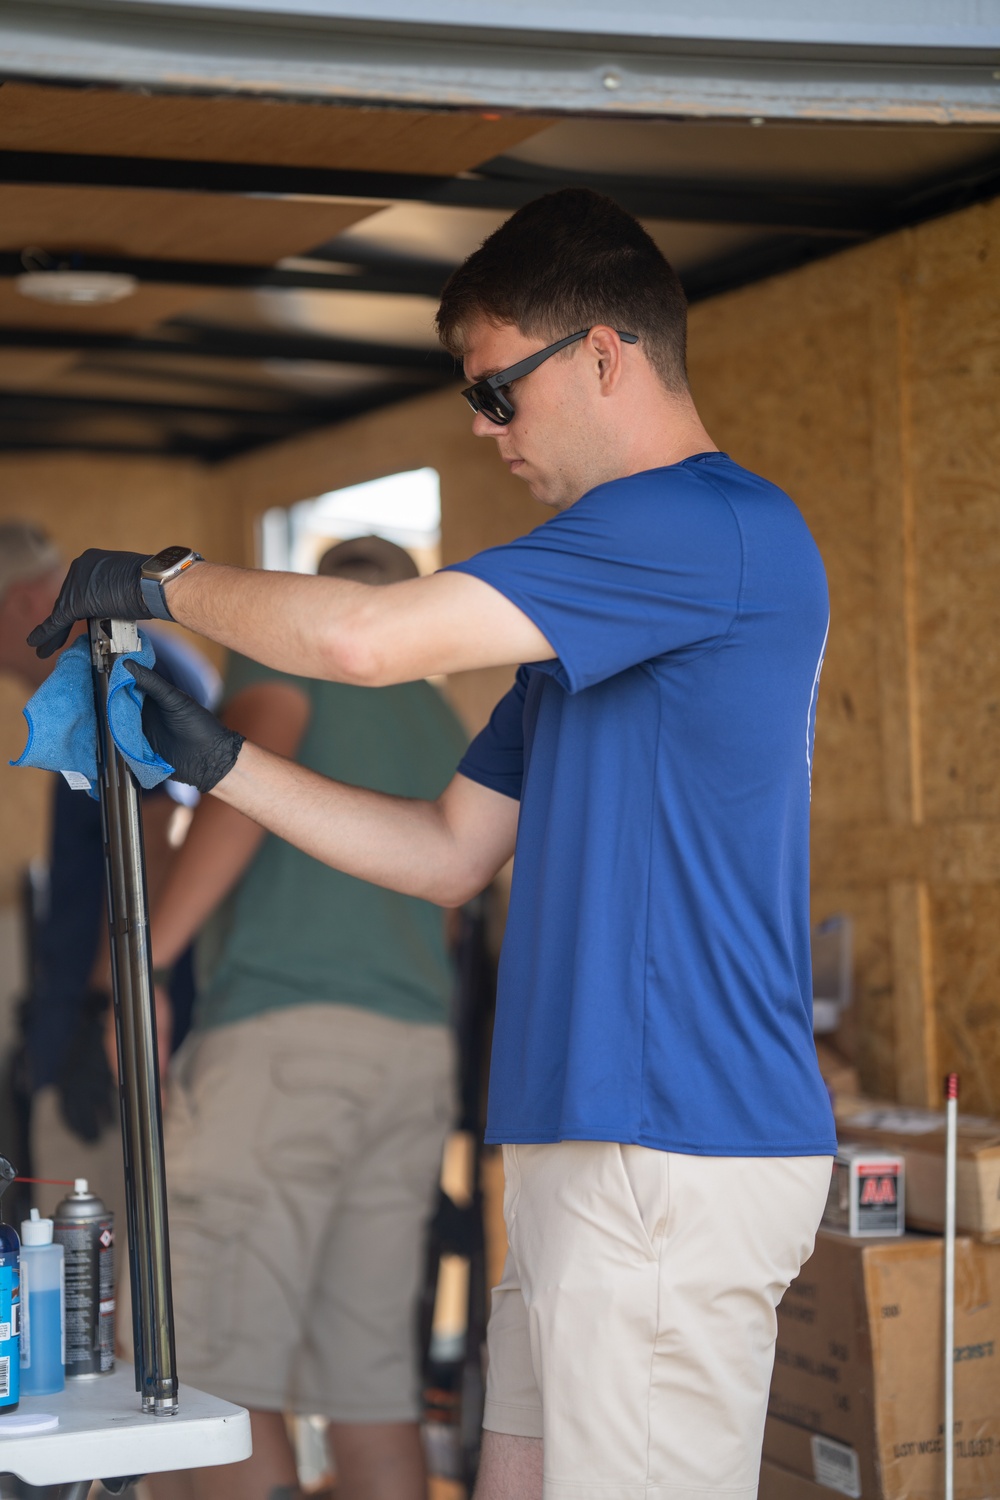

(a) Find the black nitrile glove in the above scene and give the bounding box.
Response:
[28,548,150,658]
[126,660,244,793]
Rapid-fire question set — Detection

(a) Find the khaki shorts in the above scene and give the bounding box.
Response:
[485,1141,832,1500]
[164,1004,455,1420]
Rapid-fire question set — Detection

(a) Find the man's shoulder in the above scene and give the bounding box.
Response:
[572,454,755,551]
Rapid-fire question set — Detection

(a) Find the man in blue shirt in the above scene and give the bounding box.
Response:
[32,189,836,1500]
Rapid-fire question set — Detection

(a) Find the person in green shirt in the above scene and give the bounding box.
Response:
[146,536,467,1500]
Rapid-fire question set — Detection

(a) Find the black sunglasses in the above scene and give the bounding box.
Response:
[461,328,639,426]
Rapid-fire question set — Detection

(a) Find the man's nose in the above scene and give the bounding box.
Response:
[471,409,507,440]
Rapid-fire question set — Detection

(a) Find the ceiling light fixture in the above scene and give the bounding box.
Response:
[15,270,138,306]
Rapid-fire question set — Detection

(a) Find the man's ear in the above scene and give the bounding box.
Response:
[589,325,626,395]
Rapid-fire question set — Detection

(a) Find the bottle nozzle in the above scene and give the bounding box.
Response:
[21,1206,54,1245]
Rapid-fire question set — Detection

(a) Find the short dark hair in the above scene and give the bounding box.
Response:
[436,188,688,393]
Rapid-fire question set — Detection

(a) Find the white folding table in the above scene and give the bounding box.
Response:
[0,1369,250,1495]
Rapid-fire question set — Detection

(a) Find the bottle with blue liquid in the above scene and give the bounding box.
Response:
[20,1209,64,1396]
[0,1156,20,1413]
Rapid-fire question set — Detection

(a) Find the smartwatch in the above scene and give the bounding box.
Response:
[140,546,204,621]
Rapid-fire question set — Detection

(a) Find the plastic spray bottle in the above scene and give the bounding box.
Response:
[20,1209,65,1396]
[0,1157,20,1413]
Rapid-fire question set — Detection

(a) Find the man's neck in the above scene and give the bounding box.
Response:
[626,391,718,477]
[567,403,718,506]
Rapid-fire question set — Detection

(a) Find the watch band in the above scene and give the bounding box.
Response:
[140,574,174,621]
[140,547,204,621]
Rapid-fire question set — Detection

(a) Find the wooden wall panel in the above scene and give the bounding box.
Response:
[690,203,1000,1111]
[906,212,1000,825]
[811,879,896,1100]
[688,291,887,831]
[929,884,1000,1115]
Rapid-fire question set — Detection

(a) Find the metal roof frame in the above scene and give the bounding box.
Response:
[3,1,1000,124]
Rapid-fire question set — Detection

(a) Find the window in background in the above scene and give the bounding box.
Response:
[258,467,441,576]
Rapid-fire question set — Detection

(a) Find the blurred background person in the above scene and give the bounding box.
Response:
[145,536,468,1500]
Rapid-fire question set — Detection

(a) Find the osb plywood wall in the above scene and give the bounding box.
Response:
[687,197,1000,1114]
[0,453,246,901]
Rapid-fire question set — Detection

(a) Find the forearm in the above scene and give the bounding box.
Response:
[211,742,488,907]
[165,563,367,680]
[151,796,267,966]
[165,561,554,686]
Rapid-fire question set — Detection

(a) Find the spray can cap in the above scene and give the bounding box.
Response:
[21,1207,54,1246]
[71,1178,92,1198]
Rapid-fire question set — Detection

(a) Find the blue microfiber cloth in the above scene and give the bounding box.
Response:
[11,629,175,797]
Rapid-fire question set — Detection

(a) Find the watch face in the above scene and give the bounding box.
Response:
[150,545,195,573]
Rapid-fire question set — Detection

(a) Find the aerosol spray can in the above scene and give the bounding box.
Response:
[0,1157,20,1413]
[53,1179,114,1378]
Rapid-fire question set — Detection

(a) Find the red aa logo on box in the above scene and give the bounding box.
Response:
[860,1176,897,1204]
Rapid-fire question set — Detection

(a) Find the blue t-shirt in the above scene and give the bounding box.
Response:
[450,452,837,1157]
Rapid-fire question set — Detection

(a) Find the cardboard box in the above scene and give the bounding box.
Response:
[765,1229,1000,1499]
[824,1146,906,1237]
[834,1097,1000,1241]
[759,1458,854,1499]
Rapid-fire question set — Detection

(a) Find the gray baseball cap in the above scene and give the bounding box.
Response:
[317,534,419,586]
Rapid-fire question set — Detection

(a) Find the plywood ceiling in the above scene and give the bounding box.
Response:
[1,77,996,462]
[0,83,547,175]
[0,184,380,264]
[0,280,224,333]
[0,349,76,390]
[0,83,551,429]
[188,287,440,347]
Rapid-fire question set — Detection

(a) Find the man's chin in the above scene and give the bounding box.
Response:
[523,474,561,509]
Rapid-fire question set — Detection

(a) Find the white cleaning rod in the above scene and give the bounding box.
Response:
[944,1072,959,1500]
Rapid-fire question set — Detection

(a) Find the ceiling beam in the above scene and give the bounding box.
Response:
[0,250,452,297]
[4,148,1000,243]
[0,434,221,459]
[0,390,314,422]
[0,323,458,371]
[0,149,893,235]
[0,378,450,462]
[0,150,451,207]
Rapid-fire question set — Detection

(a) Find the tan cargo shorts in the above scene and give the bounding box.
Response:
[485,1141,833,1499]
[163,1003,455,1420]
